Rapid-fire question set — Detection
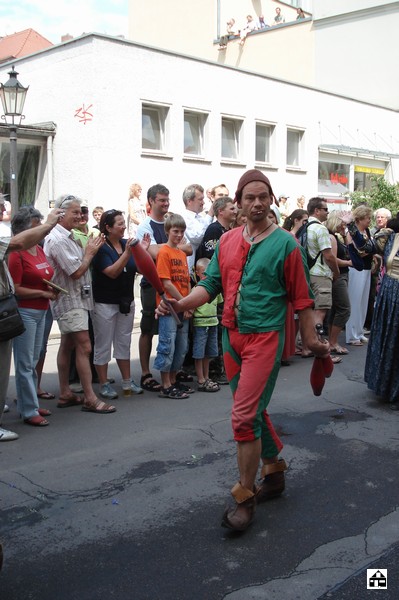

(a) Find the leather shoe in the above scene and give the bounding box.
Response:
[221,482,256,531]
[256,458,287,503]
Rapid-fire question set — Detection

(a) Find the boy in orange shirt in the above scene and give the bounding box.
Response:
[154,214,192,398]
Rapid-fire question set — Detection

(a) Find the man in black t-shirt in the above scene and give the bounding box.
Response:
[196,196,237,261]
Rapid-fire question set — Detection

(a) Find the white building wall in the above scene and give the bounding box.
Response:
[0,35,398,216]
[313,1,399,110]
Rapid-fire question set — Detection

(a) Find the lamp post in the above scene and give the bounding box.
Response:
[0,66,29,217]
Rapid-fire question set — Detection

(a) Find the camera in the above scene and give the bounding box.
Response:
[81,284,91,299]
[119,298,131,314]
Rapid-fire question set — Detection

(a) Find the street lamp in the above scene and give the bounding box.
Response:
[0,66,29,217]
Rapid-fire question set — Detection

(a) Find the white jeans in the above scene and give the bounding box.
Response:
[91,302,135,365]
[345,268,371,342]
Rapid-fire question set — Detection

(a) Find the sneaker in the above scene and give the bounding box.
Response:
[360,336,368,343]
[124,380,143,396]
[3,405,9,413]
[99,383,118,400]
[0,427,19,442]
[216,373,229,385]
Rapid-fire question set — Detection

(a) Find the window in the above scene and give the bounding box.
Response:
[142,104,169,152]
[184,111,207,156]
[255,122,275,163]
[287,128,304,167]
[0,140,41,207]
[221,117,242,160]
[318,160,350,196]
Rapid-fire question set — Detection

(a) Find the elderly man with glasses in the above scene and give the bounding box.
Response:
[43,195,116,414]
[300,197,339,357]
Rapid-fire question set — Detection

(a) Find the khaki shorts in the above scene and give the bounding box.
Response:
[58,308,89,334]
[309,275,332,310]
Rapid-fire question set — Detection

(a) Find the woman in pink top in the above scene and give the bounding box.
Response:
[8,207,57,427]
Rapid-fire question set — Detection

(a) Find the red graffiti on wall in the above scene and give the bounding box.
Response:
[74,103,93,124]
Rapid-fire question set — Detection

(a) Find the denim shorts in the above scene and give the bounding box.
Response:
[154,315,189,373]
[192,325,218,359]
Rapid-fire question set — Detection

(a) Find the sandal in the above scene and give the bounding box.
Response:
[158,386,189,399]
[57,394,83,408]
[176,370,194,383]
[198,379,220,393]
[38,408,52,417]
[348,340,363,346]
[81,399,116,414]
[330,346,349,355]
[24,415,49,427]
[37,391,56,400]
[174,381,195,394]
[140,373,162,392]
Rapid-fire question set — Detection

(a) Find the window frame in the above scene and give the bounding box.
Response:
[286,126,305,170]
[221,116,244,163]
[255,121,276,166]
[183,109,208,158]
[141,102,171,155]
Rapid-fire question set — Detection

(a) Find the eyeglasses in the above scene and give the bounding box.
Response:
[319,207,329,212]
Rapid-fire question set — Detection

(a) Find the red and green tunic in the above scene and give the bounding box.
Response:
[198,226,314,455]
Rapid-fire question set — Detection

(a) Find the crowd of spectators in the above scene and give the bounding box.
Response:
[218,7,308,50]
[1,177,397,443]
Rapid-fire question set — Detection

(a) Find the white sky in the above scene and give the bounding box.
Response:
[0,0,128,44]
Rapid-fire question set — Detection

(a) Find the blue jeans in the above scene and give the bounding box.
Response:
[13,308,46,419]
[154,315,189,373]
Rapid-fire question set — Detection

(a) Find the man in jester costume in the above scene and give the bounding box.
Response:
[156,170,328,532]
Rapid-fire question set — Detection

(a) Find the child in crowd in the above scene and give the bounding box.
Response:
[154,214,193,399]
[192,258,222,392]
[92,206,104,230]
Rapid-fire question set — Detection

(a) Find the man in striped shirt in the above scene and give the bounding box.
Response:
[44,195,116,414]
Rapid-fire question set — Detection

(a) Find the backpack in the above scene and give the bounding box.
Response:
[295,221,323,269]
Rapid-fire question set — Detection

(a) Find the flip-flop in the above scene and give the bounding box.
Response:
[330,346,349,355]
[349,340,363,346]
[37,391,56,400]
[57,395,84,408]
[81,400,116,414]
[331,356,342,364]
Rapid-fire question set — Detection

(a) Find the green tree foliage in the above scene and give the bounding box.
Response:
[350,176,399,216]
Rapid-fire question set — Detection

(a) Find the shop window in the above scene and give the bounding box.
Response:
[0,140,41,208]
[318,161,350,196]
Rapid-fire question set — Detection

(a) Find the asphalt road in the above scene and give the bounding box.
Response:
[1,328,399,600]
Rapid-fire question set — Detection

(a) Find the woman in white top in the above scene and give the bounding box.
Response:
[127,183,146,238]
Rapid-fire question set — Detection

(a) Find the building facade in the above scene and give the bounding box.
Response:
[129,0,399,111]
[0,34,398,216]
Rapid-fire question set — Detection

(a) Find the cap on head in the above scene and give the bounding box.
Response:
[279,193,289,199]
[234,169,275,204]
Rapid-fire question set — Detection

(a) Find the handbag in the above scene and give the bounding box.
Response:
[0,266,26,342]
[347,243,364,272]
[0,293,26,342]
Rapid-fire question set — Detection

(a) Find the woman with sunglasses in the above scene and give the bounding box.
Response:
[91,210,149,399]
